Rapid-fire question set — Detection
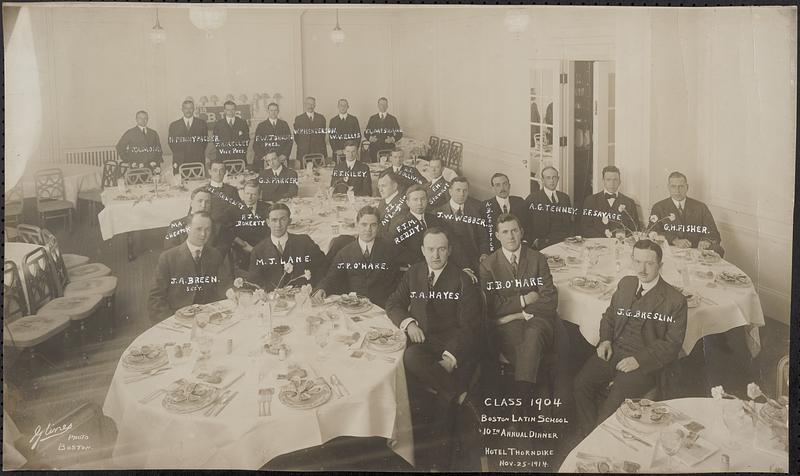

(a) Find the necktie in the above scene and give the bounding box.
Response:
[380,114,385,120]
[428,271,435,289]
[510,253,518,277]
[604,192,617,200]
[502,204,509,214]
[228,119,234,127]
[634,285,644,301]
[193,249,202,274]
[420,216,427,229]
[363,246,371,262]
[276,239,284,255]
[271,120,276,127]
[550,193,557,205]
[677,203,684,216]
[455,207,463,218]
[185,120,191,130]
[141,127,146,135]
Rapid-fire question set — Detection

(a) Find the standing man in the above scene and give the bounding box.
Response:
[386,149,425,194]
[328,99,362,159]
[573,240,687,438]
[312,206,401,308]
[364,97,403,163]
[434,177,489,274]
[212,100,250,163]
[259,150,299,202]
[650,171,724,257]
[579,165,640,238]
[385,228,482,469]
[388,184,444,267]
[293,96,328,164]
[483,173,531,254]
[330,141,372,196]
[253,102,293,172]
[480,214,558,418]
[526,166,574,250]
[231,180,270,272]
[116,110,163,166]
[148,212,232,323]
[168,100,209,168]
[425,157,451,208]
[377,172,407,228]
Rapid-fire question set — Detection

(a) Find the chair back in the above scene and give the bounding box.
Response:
[223,159,246,175]
[22,248,57,313]
[303,153,324,168]
[436,139,451,163]
[4,261,29,321]
[124,168,153,186]
[17,224,45,245]
[448,141,463,173]
[33,168,67,204]
[777,355,789,400]
[428,136,440,159]
[101,160,119,188]
[376,149,393,164]
[179,162,206,180]
[331,182,350,195]
[41,228,68,294]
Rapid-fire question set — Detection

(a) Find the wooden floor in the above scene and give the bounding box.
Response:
[3,200,791,471]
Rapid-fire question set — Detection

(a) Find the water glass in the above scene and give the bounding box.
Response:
[722,401,756,449]
[659,428,685,470]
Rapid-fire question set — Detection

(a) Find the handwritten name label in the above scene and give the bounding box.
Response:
[663,224,709,234]
[256,255,312,266]
[616,307,674,322]
[337,262,389,270]
[529,203,579,215]
[410,291,460,300]
[436,211,490,228]
[394,220,423,244]
[259,176,298,185]
[30,422,73,450]
[170,275,219,285]
[485,277,544,291]
[333,169,368,178]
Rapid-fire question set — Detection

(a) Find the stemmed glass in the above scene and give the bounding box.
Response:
[722,400,756,449]
[659,428,685,471]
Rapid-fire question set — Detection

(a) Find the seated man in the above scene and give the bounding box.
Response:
[331,141,372,197]
[312,206,401,308]
[579,165,639,238]
[387,184,444,267]
[205,159,243,256]
[479,214,558,417]
[573,239,687,438]
[425,157,451,209]
[650,171,724,257]
[377,171,406,228]
[386,228,482,467]
[248,203,325,291]
[434,176,490,274]
[526,166,574,250]
[164,187,214,250]
[232,181,270,271]
[386,149,425,194]
[483,173,531,254]
[148,212,233,323]
[259,150,299,202]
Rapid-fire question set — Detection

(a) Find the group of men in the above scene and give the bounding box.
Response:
[146,142,723,468]
[116,96,403,172]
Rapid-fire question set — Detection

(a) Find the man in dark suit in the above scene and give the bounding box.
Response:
[168,100,209,168]
[425,157,451,209]
[204,160,244,257]
[377,172,406,229]
[579,165,640,238]
[526,166,574,250]
[330,142,372,196]
[573,240,687,437]
[480,214,558,415]
[364,97,403,163]
[483,173,531,254]
[248,203,326,291]
[148,212,233,323]
[164,187,218,250]
[386,228,483,469]
[385,149,425,194]
[253,102,293,172]
[259,150,299,202]
[328,99,362,158]
[312,206,401,308]
[293,96,328,163]
[650,171,724,257]
[232,181,270,272]
[434,177,489,274]
[387,184,444,267]
[212,100,250,163]
[116,110,163,166]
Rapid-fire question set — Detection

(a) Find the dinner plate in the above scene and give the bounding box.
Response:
[175,304,205,322]
[337,296,373,314]
[565,256,583,266]
[546,255,566,269]
[698,250,722,264]
[162,382,219,414]
[122,344,168,372]
[366,328,406,353]
[715,271,751,287]
[279,377,332,410]
[272,325,292,336]
[568,276,607,294]
[616,399,672,432]
[564,236,585,245]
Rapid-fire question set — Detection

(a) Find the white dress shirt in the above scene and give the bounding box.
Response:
[345,159,356,170]
[410,211,426,226]
[339,114,348,121]
[140,126,147,135]
[270,119,277,127]
[672,198,686,212]
[638,276,659,296]
[358,237,375,256]
[272,165,283,176]
[495,196,511,213]
[184,117,193,129]
[384,191,399,205]
[449,199,464,215]
[545,188,558,204]
[209,180,224,188]
[186,241,203,261]
[604,189,618,207]
[271,233,288,252]
[307,113,314,120]
[379,113,386,120]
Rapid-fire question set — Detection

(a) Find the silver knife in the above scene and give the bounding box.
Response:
[213,391,239,417]
[222,371,245,391]
[329,375,343,397]
[204,390,231,416]
[599,425,638,451]
[331,374,350,396]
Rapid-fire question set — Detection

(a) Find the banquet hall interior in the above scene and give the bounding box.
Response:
[3,4,795,472]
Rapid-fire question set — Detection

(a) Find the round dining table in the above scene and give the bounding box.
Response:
[542,238,765,357]
[559,397,788,473]
[21,164,102,209]
[101,295,414,470]
[5,241,45,310]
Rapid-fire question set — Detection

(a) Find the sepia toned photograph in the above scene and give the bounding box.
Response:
[3,2,796,473]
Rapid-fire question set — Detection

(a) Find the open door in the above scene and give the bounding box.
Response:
[592,61,615,193]
[529,61,566,197]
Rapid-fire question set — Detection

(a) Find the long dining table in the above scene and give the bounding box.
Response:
[102,294,414,469]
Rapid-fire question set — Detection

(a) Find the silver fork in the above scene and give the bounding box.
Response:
[264,388,274,416]
[124,366,171,384]
[139,379,185,404]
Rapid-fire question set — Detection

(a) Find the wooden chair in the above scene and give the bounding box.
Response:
[42,226,89,272]
[77,160,117,226]
[124,167,152,186]
[5,182,24,227]
[428,136,440,161]
[224,159,246,175]
[5,227,20,242]
[448,141,463,174]
[303,153,325,169]
[776,355,789,400]
[179,161,206,180]
[331,182,350,195]
[33,168,73,231]
[17,224,45,245]
[21,248,58,314]
[436,139,451,164]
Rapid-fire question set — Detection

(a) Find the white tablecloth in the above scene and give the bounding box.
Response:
[560,398,788,473]
[542,238,764,356]
[5,242,45,311]
[102,297,414,470]
[21,164,102,209]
